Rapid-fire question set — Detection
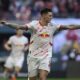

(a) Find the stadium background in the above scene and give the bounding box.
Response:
[0,0,80,80]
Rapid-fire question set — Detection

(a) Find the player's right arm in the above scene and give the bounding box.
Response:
[4,41,12,51]
[4,37,12,51]
[0,20,36,31]
[0,20,28,30]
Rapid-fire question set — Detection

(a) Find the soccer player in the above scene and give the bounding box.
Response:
[4,28,28,80]
[0,8,80,80]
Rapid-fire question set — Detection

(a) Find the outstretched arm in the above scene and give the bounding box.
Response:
[0,20,28,30]
[59,25,80,30]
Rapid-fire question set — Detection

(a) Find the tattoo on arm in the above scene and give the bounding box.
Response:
[59,25,80,30]
[4,22,28,30]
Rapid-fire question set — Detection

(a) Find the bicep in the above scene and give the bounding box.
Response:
[58,25,69,30]
[54,24,61,31]
[5,42,11,47]
[4,40,11,48]
[58,25,77,30]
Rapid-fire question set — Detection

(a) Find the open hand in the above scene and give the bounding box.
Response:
[0,20,6,25]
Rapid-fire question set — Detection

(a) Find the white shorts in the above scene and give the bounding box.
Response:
[27,56,51,77]
[4,56,24,69]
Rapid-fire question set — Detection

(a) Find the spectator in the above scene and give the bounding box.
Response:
[0,0,80,20]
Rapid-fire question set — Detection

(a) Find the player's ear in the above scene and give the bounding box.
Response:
[41,13,45,17]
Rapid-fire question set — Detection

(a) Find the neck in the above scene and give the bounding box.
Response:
[39,18,48,26]
[16,35,22,37]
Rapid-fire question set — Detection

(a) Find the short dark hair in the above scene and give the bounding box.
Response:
[40,8,52,15]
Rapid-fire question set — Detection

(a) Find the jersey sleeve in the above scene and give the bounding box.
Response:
[7,37,13,44]
[25,38,28,45]
[50,22,61,31]
[56,24,61,29]
[23,37,28,46]
[24,20,37,29]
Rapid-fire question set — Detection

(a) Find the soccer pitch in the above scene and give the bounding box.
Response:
[0,77,80,80]
[19,78,80,80]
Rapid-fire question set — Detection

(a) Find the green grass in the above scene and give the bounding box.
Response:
[0,77,80,80]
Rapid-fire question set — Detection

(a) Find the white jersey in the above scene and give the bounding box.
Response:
[25,20,60,58]
[7,35,28,58]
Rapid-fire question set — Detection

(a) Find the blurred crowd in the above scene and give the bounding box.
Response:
[0,0,80,61]
[53,29,80,62]
[0,0,80,22]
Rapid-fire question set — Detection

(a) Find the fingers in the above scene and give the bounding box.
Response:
[0,20,6,25]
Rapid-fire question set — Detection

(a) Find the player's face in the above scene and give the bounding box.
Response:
[16,29,23,36]
[44,12,53,23]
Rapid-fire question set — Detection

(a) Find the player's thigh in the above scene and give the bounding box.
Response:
[39,69,48,79]
[27,56,39,77]
[4,56,13,69]
[14,57,24,72]
[14,66,21,73]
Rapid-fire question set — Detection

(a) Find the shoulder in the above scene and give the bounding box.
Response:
[29,20,39,25]
[25,20,39,28]
[22,36,28,41]
[8,35,16,42]
[9,35,16,39]
[49,22,60,29]
[26,20,38,25]
[31,20,39,23]
[22,36,28,39]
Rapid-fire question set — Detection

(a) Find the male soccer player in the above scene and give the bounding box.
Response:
[4,28,28,80]
[0,8,80,80]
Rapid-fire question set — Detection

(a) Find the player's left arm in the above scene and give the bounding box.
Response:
[24,45,29,52]
[23,38,29,52]
[58,25,80,30]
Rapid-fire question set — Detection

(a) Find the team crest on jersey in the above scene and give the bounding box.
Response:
[39,32,50,38]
